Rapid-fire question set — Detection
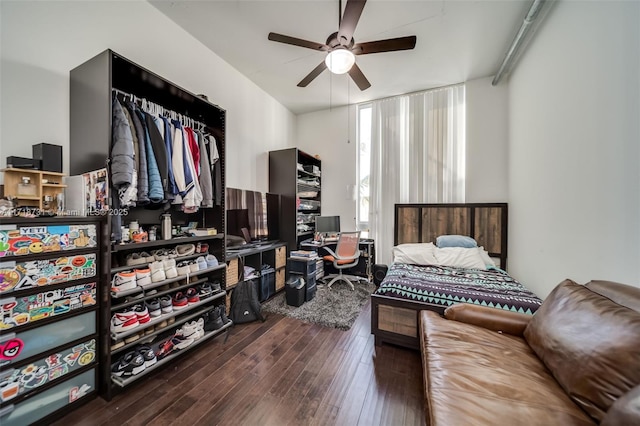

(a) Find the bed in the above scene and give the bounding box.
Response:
[370,203,542,349]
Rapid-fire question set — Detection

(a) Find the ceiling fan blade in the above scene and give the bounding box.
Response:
[297,61,328,87]
[338,0,367,46]
[268,32,328,51]
[352,36,417,55]
[348,63,371,91]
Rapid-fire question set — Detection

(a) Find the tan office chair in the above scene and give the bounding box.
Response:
[322,231,361,290]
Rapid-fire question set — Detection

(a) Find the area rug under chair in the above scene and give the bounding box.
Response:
[261,280,377,330]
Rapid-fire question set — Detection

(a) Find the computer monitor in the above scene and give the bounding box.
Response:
[315,216,340,235]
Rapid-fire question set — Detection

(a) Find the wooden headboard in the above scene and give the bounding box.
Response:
[394,203,508,270]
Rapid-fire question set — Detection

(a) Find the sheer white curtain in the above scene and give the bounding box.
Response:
[369,84,465,264]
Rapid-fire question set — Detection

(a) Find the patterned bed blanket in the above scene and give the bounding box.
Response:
[374,263,542,315]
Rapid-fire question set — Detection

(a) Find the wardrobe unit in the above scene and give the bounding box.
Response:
[69,50,229,400]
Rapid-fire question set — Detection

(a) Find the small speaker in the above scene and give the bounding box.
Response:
[32,143,62,173]
[373,264,388,287]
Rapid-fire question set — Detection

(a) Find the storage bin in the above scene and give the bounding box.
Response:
[285,277,305,307]
[288,257,316,275]
[306,284,317,302]
[275,268,285,292]
[258,267,275,302]
[226,258,239,287]
[275,246,286,268]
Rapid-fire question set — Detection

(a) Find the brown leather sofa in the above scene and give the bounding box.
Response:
[419,279,640,425]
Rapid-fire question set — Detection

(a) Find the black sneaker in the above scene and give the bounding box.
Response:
[203,307,224,331]
[219,305,231,325]
[136,345,157,367]
[111,351,146,377]
[211,281,222,293]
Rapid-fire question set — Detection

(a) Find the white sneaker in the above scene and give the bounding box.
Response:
[135,268,151,287]
[163,259,178,279]
[177,261,190,276]
[150,261,166,283]
[189,260,199,273]
[111,311,139,333]
[111,271,137,292]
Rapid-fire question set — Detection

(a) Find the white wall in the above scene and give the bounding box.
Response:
[0,0,296,192]
[465,77,509,202]
[508,0,640,296]
[296,103,358,232]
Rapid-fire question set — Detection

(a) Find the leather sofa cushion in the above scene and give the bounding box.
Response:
[523,279,640,422]
[420,311,594,426]
[600,384,640,426]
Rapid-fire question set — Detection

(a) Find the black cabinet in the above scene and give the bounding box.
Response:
[0,217,105,425]
[269,148,321,252]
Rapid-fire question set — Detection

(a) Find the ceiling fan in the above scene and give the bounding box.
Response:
[268,0,417,90]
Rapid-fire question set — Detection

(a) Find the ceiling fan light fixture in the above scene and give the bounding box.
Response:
[325,49,355,74]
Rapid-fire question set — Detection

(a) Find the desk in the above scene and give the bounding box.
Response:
[299,238,375,282]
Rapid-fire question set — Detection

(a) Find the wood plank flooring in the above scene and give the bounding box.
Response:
[55,300,425,426]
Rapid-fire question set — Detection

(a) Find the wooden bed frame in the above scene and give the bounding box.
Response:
[371,203,508,349]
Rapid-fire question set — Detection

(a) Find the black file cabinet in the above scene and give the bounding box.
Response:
[287,257,317,302]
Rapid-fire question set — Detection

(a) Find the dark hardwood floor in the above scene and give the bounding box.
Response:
[55,300,425,426]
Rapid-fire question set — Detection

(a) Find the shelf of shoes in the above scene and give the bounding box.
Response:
[111,291,226,356]
[111,318,233,388]
[110,290,225,340]
[110,277,209,312]
[110,264,225,299]
[111,251,206,274]
[111,234,223,253]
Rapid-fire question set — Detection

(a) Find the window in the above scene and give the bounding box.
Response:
[356,103,372,234]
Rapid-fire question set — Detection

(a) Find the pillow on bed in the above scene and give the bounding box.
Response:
[436,235,478,248]
[392,243,438,265]
[477,246,497,268]
[435,247,487,270]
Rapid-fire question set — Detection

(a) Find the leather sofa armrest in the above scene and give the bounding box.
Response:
[601,384,640,426]
[444,303,532,336]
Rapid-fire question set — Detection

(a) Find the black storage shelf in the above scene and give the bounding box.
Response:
[112,235,223,253]
[110,251,209,273]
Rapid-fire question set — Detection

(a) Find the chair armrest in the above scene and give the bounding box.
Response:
[444,303,532,336]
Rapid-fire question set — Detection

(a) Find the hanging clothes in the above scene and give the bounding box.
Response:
[197,130,213,207]
[160,116,178,198]
[208,135,222,206]
[134,109,163,203]
[181,126,203,212]
[144,112,169,197]
[125,102,149,205]
[119,103,139,204]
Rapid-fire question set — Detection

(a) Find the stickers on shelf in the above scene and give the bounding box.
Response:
[0,224,97,258]
[0,339,96,402]
[0,283,97,330]
[0,253,97,294]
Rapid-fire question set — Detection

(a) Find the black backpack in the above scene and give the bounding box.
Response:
[230,279,265,324]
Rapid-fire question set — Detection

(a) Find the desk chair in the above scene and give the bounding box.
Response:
[322,231,361,290]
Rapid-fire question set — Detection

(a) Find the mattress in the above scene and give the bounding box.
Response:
[374,263,542,315]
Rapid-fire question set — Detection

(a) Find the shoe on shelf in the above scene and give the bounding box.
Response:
[198,283,213,299]
[176,244,195,257]
[159,295,173,314]
[172,292,188,310]
[144,326,155,336]
[121,290,144,304]
[171,334,195,350]
[135,268,152,287]
[156,339,175,360]
[210,281,222,293]
[188,260,199,273]
[151,249,169,262]
[133,304,151,324]
[167,316,175,325]
[186,287,200,304]
[203,307,224,331]
[111,340,125,351]
[156,320,168,330]
[125,252,146,266]
[196,256,207,271]
[111,351,146,377]
[159,284,171,292]
[136,345,157,367]
[219,305,231,325]
[166,248,178,258]
[111,311,139,334]
[199,243,209,254]
[111,271,137,293]
[176,321,201,340]
[125,333,141,344]
[146,298,161,317]
[150,261,166,283]
[205,254,218,268]
[177,261,190,276]
[163,259,178,279]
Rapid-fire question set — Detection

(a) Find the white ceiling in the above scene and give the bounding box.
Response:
[150,0,531,115]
